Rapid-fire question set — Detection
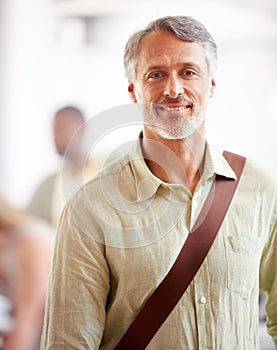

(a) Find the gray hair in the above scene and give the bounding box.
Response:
[124,16,217,82]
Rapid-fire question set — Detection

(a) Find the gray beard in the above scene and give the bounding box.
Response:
[144,105,206,140]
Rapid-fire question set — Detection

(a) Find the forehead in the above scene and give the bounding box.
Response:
[136,31,207,70]
[53,112,81,130]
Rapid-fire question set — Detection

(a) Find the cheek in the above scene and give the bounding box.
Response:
[189,84,211,103]
[139,85,162,103]
[133,88,147,103]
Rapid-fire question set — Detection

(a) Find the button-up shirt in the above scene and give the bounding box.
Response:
[41,140,277,349]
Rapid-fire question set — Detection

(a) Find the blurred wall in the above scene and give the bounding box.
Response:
[0,0,276,206]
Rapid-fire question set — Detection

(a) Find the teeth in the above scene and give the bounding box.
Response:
[163,106,188,111]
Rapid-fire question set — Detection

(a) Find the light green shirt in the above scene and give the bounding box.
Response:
[41,140,277,350]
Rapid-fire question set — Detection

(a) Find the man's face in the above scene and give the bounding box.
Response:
[128,31,216,140]
[53,111,82,157]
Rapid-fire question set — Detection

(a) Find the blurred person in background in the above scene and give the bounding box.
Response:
[27,106,97,228]
[0,194,53,350]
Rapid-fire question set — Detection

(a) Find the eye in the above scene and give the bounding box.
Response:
[182,70,196,77]
[148,72,165,79]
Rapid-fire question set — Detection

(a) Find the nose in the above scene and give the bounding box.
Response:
[163,74,184,98]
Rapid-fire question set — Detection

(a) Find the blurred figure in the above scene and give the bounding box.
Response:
[0,194,53,350]
[27,106,96,228]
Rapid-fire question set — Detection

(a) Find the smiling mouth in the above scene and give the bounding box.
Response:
[156,105,193,122]
[161,105,193,111]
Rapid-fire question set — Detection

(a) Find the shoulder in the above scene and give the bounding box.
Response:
[29,172,59,202]
[229,153,277,210]
[35,172,59,190]
[221,147,276,190]
[243,157,277,191]
[27,172,60,218]
[212,144,277,203]
[73,151,134,204]
[62,152,136,238]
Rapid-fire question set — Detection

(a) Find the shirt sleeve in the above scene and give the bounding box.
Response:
[40,203,110,349]
[259,210,277,347]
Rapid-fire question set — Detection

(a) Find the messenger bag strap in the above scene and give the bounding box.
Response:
[114,151,246,350]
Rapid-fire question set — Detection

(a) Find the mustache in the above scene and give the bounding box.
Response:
[156,96,194,107]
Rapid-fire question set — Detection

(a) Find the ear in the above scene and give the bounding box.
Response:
[128,82,137,103]
[209,79,216,98]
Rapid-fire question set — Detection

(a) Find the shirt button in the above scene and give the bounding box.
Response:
[200,296,207,304]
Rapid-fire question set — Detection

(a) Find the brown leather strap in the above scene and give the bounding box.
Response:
[114,151,246,350]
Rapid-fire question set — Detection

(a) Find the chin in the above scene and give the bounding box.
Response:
[150,125,197,140]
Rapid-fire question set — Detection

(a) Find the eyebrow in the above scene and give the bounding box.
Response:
[143,62,202,75]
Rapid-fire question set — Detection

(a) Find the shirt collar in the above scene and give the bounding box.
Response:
[128,138,162,201]
[205,143,237,180]
[128,136,237,202]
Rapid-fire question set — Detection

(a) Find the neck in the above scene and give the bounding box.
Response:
[142,124,206,193]
[65,152,87,174]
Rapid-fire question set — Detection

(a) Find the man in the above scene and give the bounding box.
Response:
[40,16,277,349]
[27,106,96,228]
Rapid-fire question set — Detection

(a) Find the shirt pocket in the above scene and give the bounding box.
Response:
[224,234,262,299]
